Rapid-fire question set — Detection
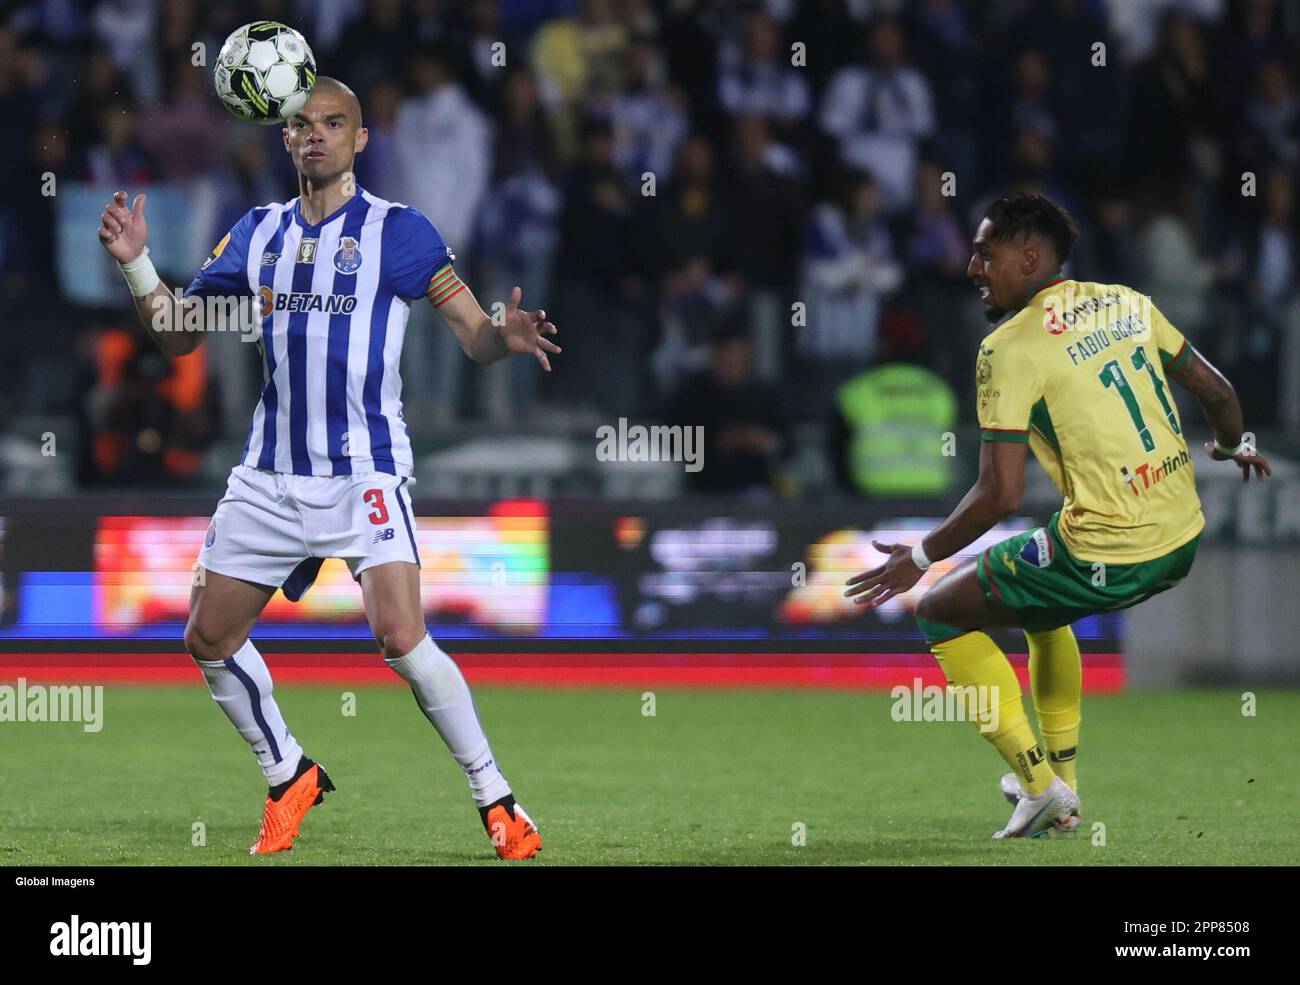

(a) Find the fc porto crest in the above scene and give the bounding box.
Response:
[1018,528,1055,568]
[334,236,363,274]
[205,520,217,549]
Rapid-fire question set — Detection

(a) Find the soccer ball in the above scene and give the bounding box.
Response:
[214,21,316,124]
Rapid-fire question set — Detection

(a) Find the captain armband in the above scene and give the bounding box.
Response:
[426,263,466,307]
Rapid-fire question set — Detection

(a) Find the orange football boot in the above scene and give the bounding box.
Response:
[482,799,542,860]
[249,759,335,855]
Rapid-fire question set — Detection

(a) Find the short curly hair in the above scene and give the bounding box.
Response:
[983,193,1080,264]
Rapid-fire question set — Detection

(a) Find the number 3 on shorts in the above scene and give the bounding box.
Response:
[363,488,389,525]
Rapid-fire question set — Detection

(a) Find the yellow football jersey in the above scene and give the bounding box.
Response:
[976,276,1204,564]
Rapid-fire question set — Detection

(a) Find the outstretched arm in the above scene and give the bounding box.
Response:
[435,282,561,371]
[1165,346,1271,482]
[844,441,1027,608]
[97,190,203,359]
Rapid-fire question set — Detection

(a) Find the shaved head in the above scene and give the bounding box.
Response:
[283,75,369,188]
[309,76,363,127]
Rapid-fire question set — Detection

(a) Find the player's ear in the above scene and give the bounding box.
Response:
[1022,245,1039,276]
[354,126,368,154]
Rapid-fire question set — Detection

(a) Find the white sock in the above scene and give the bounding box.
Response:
[386,634,511,807]
[195,639,304,787]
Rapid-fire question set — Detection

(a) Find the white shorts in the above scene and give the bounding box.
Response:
[197,465,420,599]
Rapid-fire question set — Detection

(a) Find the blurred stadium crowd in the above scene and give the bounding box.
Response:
[1,0,1298,495]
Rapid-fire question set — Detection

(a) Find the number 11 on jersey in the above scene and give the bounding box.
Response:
[1100,344,1181,453]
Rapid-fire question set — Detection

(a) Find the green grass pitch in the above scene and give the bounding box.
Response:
[1,686,1294,865]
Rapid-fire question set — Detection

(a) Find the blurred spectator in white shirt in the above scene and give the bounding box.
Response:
[394,49,493,254]
[1105,0,1224,64]
[1136,180,1215,347]
[393,49,493,422]
[716,10,811,128]
[610,36,688,183]
[799,167,903,412]
[820,17,934,214]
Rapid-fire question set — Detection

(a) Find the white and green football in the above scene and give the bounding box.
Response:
[214,20,317,124]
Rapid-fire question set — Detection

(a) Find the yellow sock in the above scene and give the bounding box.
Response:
[1027,626,1081,793]
[932,631,1055,795]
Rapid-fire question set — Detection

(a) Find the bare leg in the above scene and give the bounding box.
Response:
[915,557,1022,633]
[183,567,275,663]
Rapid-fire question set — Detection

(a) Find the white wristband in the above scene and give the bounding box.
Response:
[118,246,160,297]
[1214,438,1248,457]
[911,542,932,572]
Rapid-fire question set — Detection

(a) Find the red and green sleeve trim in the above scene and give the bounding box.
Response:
[980,427,1030,443]
[1160,339,1191,374]
[426,262,466,307]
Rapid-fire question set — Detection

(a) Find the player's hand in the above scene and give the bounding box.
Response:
[843,540,925,609]
[500,286,561,372]
[97,191,148,264]
[1204,441,1272,483]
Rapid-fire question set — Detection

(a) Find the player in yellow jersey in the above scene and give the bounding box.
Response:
[844,193,1272,838]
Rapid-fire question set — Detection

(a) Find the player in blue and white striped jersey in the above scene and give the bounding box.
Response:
[96,77,552,859]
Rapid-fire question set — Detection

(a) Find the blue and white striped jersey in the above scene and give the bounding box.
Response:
[185,187,455,477]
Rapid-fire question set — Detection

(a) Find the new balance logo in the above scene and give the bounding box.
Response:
[1050,747,1077,763]
[372,528,395,543]
[1027,745,1046,766]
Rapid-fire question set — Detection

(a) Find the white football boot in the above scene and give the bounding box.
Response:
[1000,771,1082,827]
[993,775,1082,839]
[1000,771,1026,805]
